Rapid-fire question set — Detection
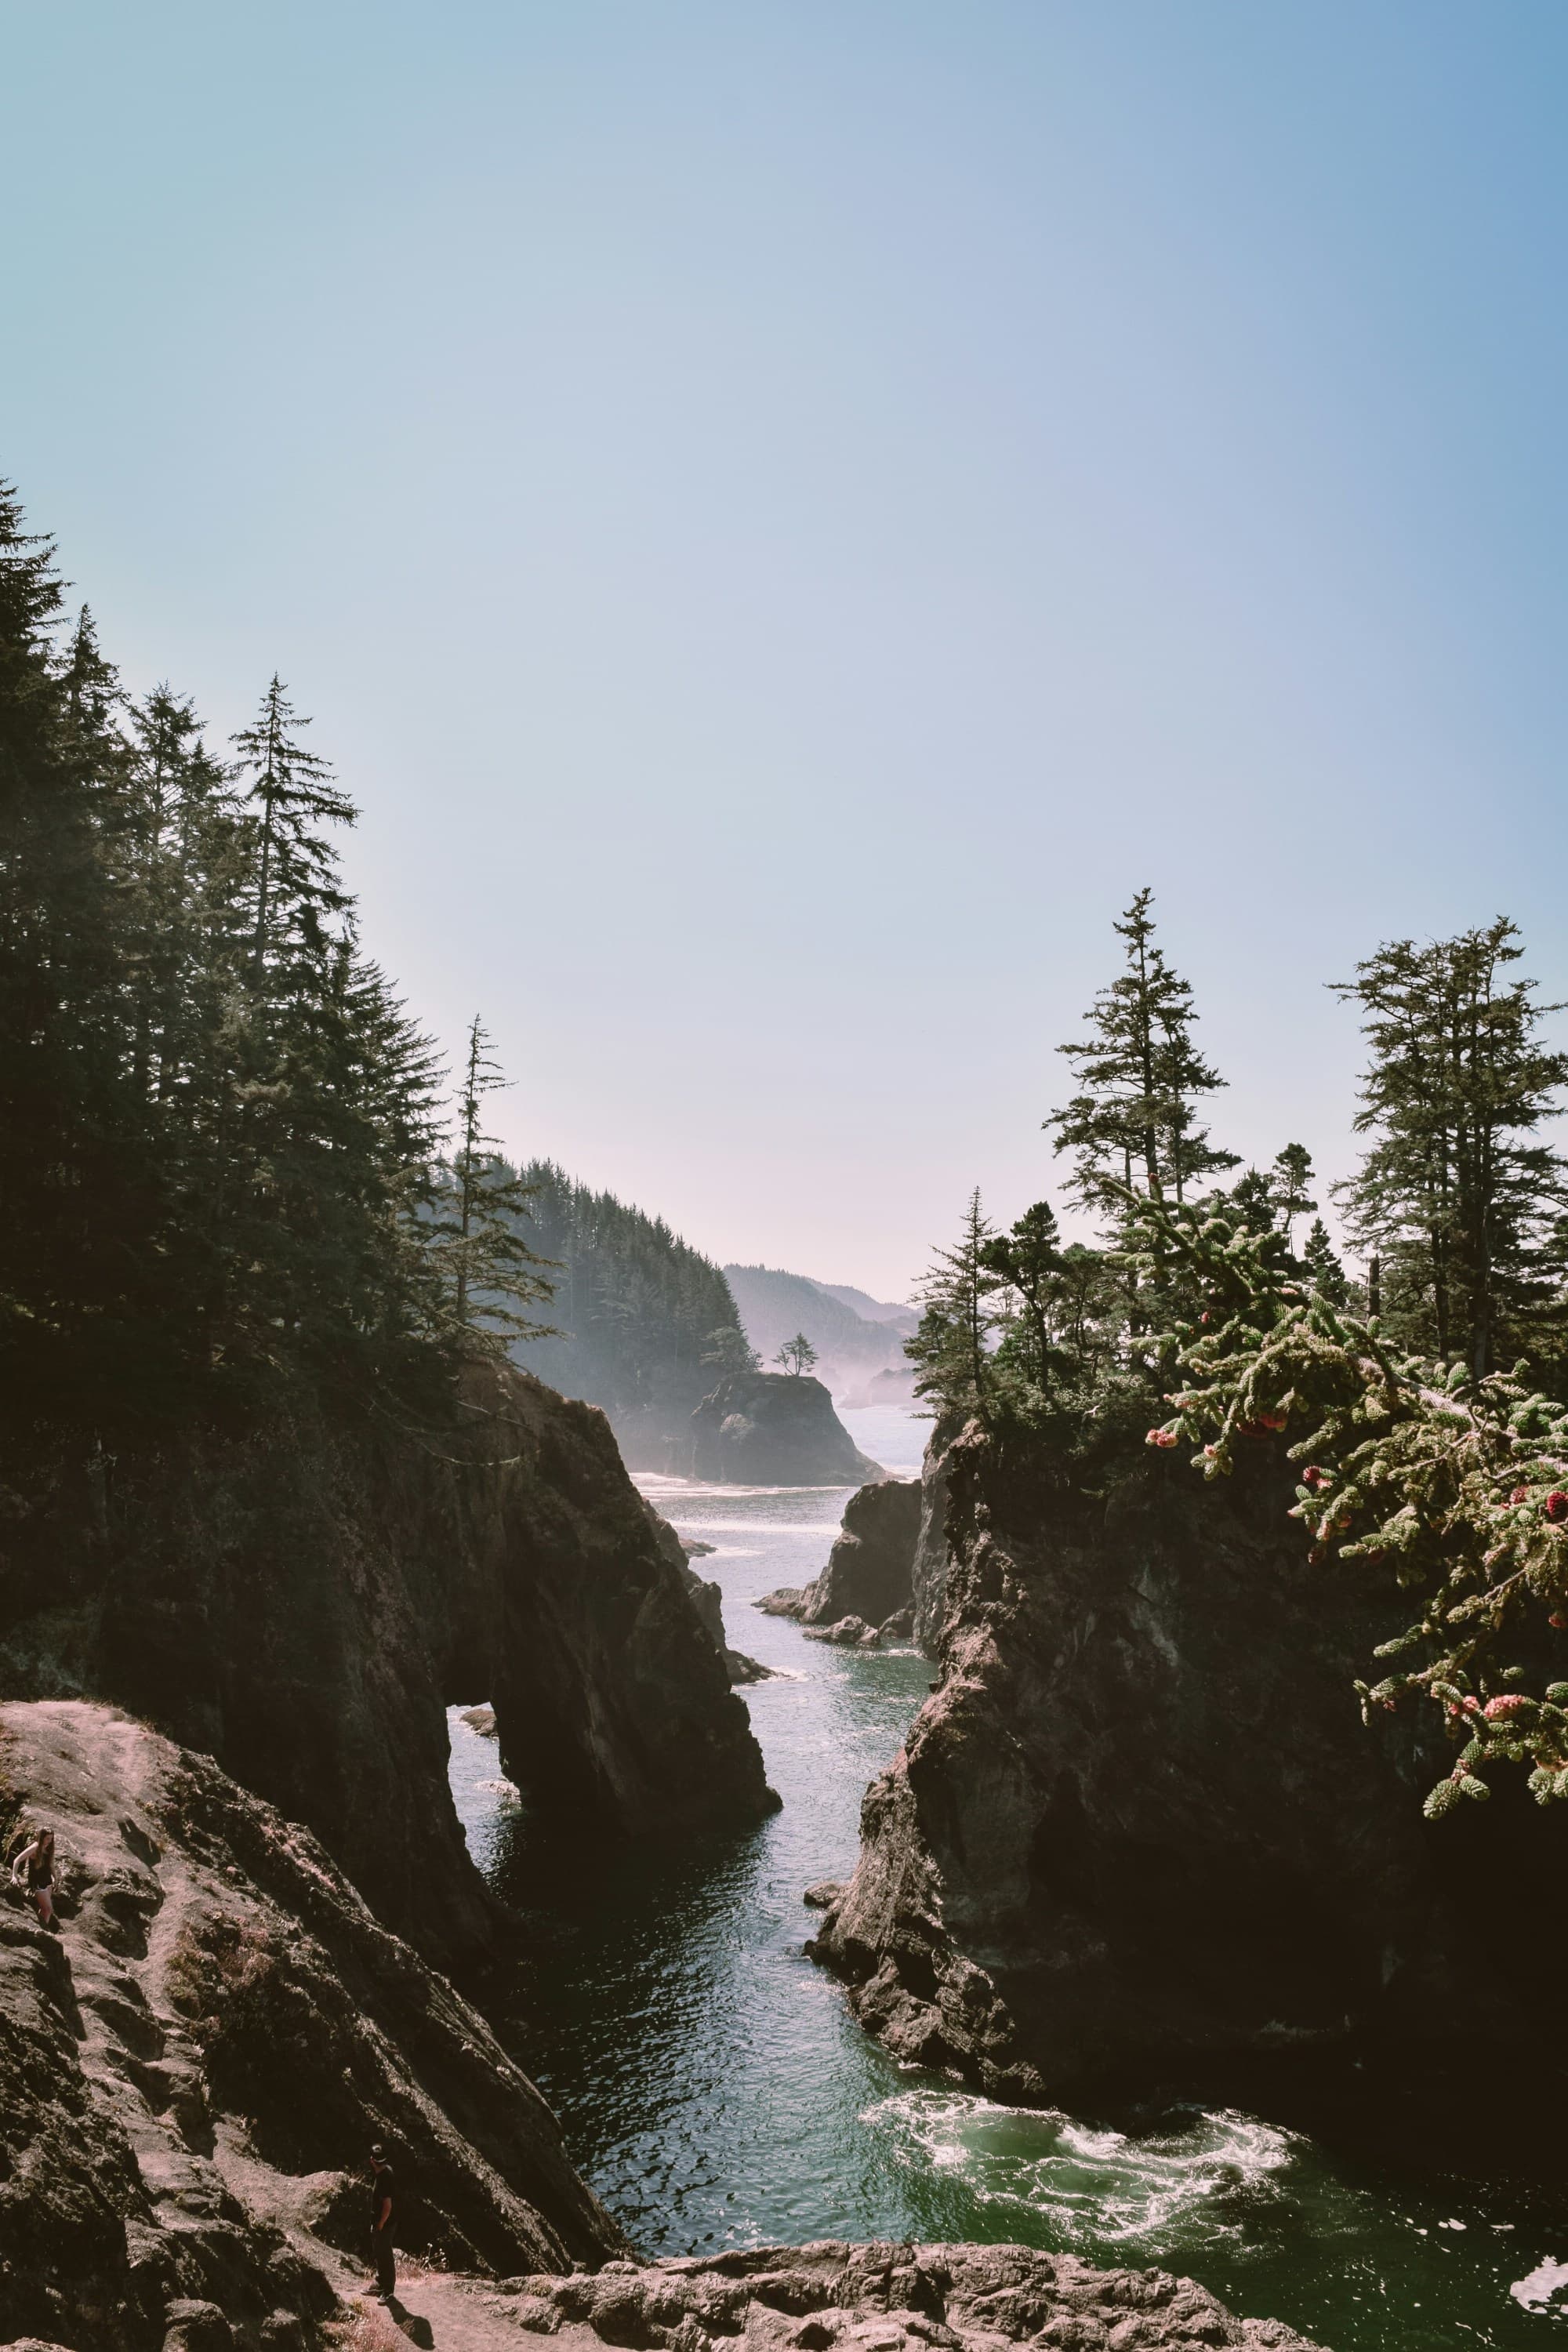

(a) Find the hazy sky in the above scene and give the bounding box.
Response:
[5,3,1567,1297]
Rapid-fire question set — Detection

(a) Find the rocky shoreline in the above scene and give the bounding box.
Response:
[0,1698,1326,2352]
[808,1420,1568,2111]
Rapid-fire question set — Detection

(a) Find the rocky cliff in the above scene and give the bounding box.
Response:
[0,1700,622,2351]
[689,1373,884,1486]
[0,1362,775,1973]
[797,1480,922,1629]
[909,1428,958,1652]
[811,1421,1568,2114]
[759,1480,921,1641]
[0,1700,1323,2352]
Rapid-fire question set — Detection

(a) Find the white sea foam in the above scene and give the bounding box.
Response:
[861,2088,1298,2246]
[1511,2257,1568,2310]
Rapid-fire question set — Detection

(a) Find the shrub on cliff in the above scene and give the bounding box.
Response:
[1131,1189,1568,1819]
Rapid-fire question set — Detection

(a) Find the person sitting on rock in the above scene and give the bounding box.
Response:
[368,2141,396,2301]
[9,1825,56,1927]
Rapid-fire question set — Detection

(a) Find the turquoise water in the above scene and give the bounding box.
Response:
[447,1403,1568,2351]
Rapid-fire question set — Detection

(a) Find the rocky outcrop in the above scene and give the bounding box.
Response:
[637,1497,773,1686]
[811,1421,1568,2111]
[0,1362,775,1973]
[495,2239,1323,2350]
[0,1702,1319,2352]
[691,1373,884,1486]
[799,1481,922,1629]
[0,1700,622,2352]
[909,1429,957,1652]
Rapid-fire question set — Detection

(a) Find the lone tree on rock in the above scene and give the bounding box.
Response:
[775,1332,818,1378]
[432,1017,557,1349]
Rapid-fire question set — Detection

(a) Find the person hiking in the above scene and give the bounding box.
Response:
[9,1827,56,1928]
[368,2142,396,2301]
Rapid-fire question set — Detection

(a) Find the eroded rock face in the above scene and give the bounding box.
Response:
[691,1375,884,1487]
[0,1363,775,1973]
[0,1700,622,2352]
[811,1423,1568,2107]
[909,1431,957,1653]
[499,2240,1324,2351]
[799,1483,923,1631]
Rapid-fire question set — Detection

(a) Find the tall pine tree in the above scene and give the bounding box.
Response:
[1048,888,1236,1217]
[1333,921,1568,1374]
[431,1018,557,1349]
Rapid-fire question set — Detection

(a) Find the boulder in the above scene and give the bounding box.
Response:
[804,1617,877,1648]
[691,1374,884,1487]
[800,1481,923,1628]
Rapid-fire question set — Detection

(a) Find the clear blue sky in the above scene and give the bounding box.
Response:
[5,2,1566,1296]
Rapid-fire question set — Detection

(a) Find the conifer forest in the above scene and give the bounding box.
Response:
[8,470,1568,1846]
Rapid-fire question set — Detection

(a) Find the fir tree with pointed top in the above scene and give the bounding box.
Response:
[231,676,354,986]
[906,1189,1002,1422]
[433,1018,557,1349]
[1332,921,1568,1374]
[1049,888,1237,1220]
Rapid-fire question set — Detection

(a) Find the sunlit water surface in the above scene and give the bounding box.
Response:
[448,1403,1568,2351]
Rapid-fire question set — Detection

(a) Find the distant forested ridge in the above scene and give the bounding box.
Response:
[722,1264,913,1399]
[509,1163,751,1463]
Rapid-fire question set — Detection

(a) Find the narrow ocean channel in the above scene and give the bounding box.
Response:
[447,1404,1568,2352]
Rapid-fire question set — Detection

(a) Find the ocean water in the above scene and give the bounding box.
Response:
[447,1403,1568,2350]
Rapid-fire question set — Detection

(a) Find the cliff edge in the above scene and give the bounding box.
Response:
[811,1421,1568,2113]
[690,1373,883,1486]
[0,1361,776,1973]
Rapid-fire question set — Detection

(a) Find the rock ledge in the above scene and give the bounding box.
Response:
[503,2241,1324,2351]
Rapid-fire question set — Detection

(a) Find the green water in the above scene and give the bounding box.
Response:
[446,1404,1568,2352]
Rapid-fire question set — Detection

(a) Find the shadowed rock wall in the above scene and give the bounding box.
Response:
[0,1363,775,1972]
[812,1421,1568,2110]
[798,1479,923,1629]
[690,1372,884,1486]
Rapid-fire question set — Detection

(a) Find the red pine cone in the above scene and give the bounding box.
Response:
[1548,1492,1568,1523]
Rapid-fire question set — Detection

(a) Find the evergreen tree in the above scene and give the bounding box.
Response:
[231,676,354,985]
[1270,1143,1316,1250]
[1302,1217,1348,1304]
[0,481,477,1447]
[1048,888,1237,1218]
[1332,922,1568,1374]
[431,1018,556,1348]
[978,1200,1073,1396]
[511,1161,748,1423]
[775,1332,818,1377]
[906,1191,1001,1421]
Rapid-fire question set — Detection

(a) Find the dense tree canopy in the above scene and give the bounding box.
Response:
[0,483,525,1463]
[508,1162,750,1427]
[909,888,1568,1821]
